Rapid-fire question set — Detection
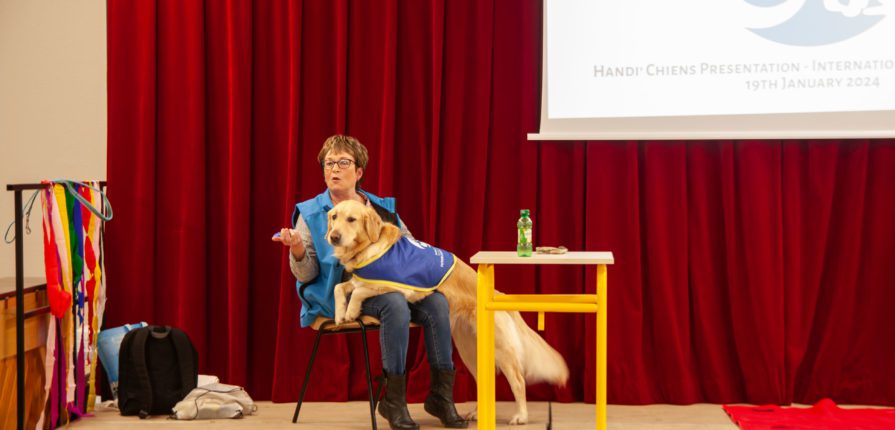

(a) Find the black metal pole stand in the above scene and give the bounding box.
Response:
[14,187,25,430]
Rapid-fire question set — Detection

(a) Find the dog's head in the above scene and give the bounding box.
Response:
[325,200,383,252]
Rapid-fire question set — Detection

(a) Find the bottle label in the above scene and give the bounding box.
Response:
[518,228,532,245]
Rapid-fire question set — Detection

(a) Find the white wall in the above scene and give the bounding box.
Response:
[0,0,106,278]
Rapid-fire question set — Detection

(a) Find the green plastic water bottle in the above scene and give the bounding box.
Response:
[517,209,533,257]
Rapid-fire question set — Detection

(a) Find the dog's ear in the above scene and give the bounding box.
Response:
[325,208,334,241]
[365,206,382,243]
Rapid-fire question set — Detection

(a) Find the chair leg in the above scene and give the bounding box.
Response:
[293,328,325,423]
[359,322,378,430]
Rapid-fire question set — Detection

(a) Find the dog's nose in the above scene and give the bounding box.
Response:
[330,232,341,245]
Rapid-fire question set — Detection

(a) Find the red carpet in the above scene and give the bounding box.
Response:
[724,399,895,430]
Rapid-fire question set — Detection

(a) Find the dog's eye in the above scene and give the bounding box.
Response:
[347,217,356,223]
[332,214,337,220]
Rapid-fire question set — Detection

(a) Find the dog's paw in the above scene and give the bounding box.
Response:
[508,412,528,425]
[344,304,361,322]
[464,409,477,421]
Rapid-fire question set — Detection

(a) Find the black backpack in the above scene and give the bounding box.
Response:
[117,325,198,418]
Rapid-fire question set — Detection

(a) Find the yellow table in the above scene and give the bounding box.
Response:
[470,251,615,430]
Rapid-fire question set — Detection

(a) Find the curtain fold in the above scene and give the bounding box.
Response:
[106,0,895,405]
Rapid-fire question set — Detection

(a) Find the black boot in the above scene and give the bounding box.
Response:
[424,368,468,428]
[378,373,419,430]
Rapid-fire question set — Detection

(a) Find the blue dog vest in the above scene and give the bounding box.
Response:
[352,237,456,291]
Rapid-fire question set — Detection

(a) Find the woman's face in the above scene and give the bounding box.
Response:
[323,150,363,194]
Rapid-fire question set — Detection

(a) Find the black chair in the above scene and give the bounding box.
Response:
[292,315,418,429]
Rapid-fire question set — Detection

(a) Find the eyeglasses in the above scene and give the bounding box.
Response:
[323,159,355,170]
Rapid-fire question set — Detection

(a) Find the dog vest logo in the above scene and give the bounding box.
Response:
[747,0,886,46]
[353,237,457,291]
[406,238,430,250]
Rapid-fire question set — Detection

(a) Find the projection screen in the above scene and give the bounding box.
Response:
[529,0,895,140]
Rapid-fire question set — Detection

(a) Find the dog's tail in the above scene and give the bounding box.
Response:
[514,313,570,386]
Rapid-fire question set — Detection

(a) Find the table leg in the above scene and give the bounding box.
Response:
[597,264,607,430]
[476,264,496,430]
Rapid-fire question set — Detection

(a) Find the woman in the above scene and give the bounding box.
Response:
[274,135,467,430]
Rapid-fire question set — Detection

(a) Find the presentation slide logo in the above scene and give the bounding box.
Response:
[747,0,887,46]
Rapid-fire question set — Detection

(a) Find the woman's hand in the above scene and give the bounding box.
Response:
[272,228,306,260]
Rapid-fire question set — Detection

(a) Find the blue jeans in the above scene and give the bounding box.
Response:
[361,291,454,375]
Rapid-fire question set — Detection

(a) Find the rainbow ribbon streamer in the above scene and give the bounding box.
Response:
[36,180,109,429]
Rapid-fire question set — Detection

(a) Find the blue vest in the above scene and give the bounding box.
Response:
[353,237,456,291]
[293,190,397,327]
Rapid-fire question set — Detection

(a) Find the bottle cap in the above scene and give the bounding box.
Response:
[520,209,530,217]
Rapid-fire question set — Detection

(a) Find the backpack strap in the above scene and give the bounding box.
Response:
[129,327,153,418]
[169,328,198,399]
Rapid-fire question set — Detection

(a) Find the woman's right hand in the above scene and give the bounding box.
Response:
[273,228,306,260]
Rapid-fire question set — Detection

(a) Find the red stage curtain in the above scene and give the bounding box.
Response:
[106,0,895,405]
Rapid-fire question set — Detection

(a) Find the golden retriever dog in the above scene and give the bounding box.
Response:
[327,200,569,425]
